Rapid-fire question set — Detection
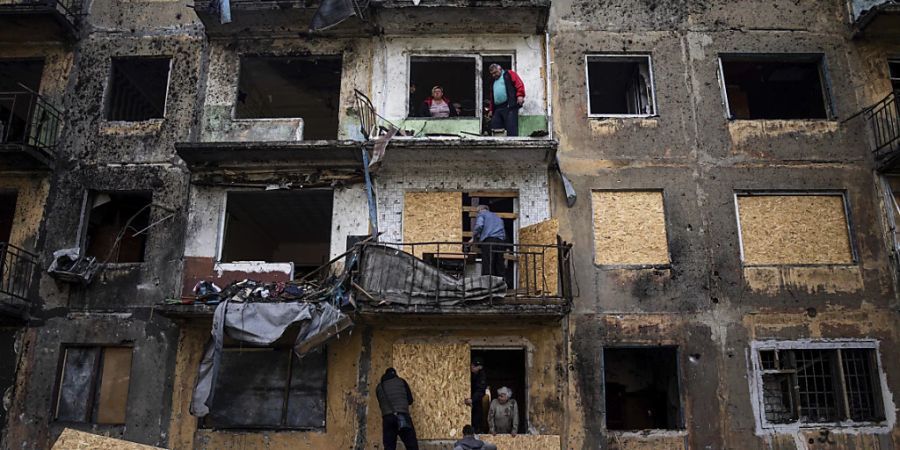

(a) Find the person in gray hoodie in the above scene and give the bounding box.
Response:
[453,424,497,450]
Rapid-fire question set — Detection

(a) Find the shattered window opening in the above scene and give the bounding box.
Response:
[0,191,17,244]
[586,55,656,117]
[54,346,133,425]
[84,191,152,264]
[221,190,333,278]
[0,59,45,144]
[236,56,342,140]
[754,345,885,427]
[105,57,171,122]
[408,55,514,120]
[470,348,528,434]
[602,346,682,431]
[719,55,830,120]
[890,59,900,91]
[202,343,327,430]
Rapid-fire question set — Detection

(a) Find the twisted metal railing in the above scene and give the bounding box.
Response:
[0,242,37,303]
[2,0,81,29]
[0,91,63,155]
[866,90,900,171]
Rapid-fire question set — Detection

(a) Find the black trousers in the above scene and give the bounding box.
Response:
[382,413,419,450]
[472,394,486,433]
[490,102,519,137]
[480,237,506,278]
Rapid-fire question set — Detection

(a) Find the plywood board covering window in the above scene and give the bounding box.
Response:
[592,191,669,265]
[402,192,463,259]
[393,342,470,439]
[736,195,852,265]
[518,218,559,295]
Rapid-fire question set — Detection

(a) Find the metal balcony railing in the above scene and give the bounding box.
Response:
[357,240,573,306]
[1,0,81,28]
[866,90,900,171]
[0,91,63,155]
[0,242,37,304]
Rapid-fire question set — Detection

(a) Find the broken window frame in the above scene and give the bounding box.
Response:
[600,345,685,432]
[733,190,858,267]
[406,53,516,120]
[717,53,834,121]
[470,344,530,433]
[889,58,900,91]
[750,340,889,431]
[77,190,154,265]
[102,56,173,123]
[52,345,134,426]
[584,54,658,119]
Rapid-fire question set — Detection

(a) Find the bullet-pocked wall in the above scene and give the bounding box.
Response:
[548,0,900,448]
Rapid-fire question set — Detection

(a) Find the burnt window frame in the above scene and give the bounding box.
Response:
[584,54,658,119]
[717,53,834,121]
[889,58,900,91]
[52,344,134,426]
[78,190,154,265]
[199,343,328,431]
[600,345,685,432]
[406,53,517,120]
[103,56,173,123]
[750,340,889,431]
[733,190,858,267]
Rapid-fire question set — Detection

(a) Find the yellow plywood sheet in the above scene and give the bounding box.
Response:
[403,192,463,259]
[52,428,164,450]
[393,342,469,440]
[518,218,559,296]
[737,195,852,265]
[96,347,133,424]
[592,191,669,265]
[484,434,562,450]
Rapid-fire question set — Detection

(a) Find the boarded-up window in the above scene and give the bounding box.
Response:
[203,348,326,430]
[736,195,853,265]
[55,346,133,424]
[393,342,470,439]
[592,191,669,265]
[518,218,559,295]
[402,192,463,259]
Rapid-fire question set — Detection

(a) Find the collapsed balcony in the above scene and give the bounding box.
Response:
[0,242,37,319]
[0,0,80,42]
[850,0,900,37]
[0,91,62,170]
[866,90,900,172]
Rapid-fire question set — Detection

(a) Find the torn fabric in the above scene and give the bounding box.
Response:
[190,301,352,417]
[357,245,506,306]
[310,0,355,31]
[217,0,232,24]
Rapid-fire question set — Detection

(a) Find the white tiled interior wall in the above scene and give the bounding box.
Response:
[375,161,551,243]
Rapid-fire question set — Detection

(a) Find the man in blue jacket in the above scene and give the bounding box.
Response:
[472,204,507,278]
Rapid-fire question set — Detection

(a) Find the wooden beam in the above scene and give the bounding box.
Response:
[468,191,518,198]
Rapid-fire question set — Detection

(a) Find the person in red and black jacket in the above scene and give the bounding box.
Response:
[418,85,459,118]
[487,64,525,136]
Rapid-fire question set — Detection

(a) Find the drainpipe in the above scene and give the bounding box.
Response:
[545,30,553,140]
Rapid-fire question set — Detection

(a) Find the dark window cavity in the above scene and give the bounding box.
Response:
[603,347,681,431]
[470,348,528,434]
[720,55,830,120]
[756,347,884,426]
[105,57,171,121]
[203,347,327,430]
[84,191,152,263]
[221,190,333,277]
[0,329,17,429]
[0,191,16,244]
[236,56,342,140]
[586,55,656,116]
[55,346,133,425]
[409,57,477,118]
[0,59,44,144]
[890,60,900,91]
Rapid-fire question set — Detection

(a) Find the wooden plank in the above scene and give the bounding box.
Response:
[403,192,463,259]
[52,428,165,450]
[592,191,670,265]
[465,211,518,219]
[468,191,519,198]
[484,434,562,450]
[393,342,470,440]
[517,218,559,296]
[96,347,132,424]
[737,195,852,264]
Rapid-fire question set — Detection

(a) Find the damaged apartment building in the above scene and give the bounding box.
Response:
[0,0,899,449]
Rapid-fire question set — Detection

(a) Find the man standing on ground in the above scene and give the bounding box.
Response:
[376,368,419,450]
[488,63,526,137]
[472,204,506,278]
[465,357,489,433]
[453,424,498,450]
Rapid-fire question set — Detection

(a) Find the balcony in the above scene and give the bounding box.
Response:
[192,0,376,38]
[0,242,37,319]
[0,0,80,43]
[851,0,900,37]
[866,90,900,172]
[371,0,550,35]
[0,91,62,170]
